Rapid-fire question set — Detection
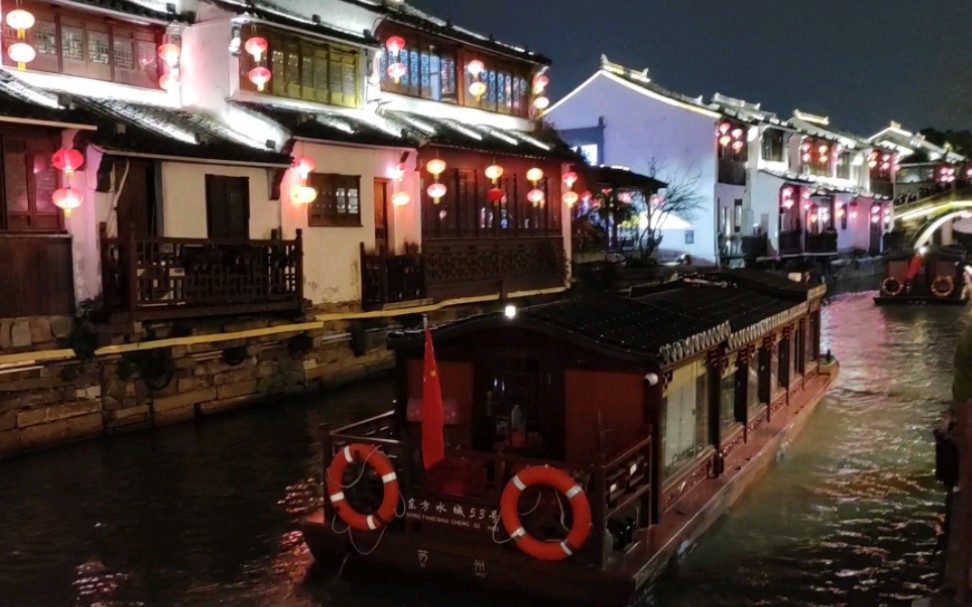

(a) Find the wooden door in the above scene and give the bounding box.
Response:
[206,175,250,240]
[117,160,160,237]
[373,177,389,252]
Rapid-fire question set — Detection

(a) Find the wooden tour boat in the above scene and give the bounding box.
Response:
[299,270,839,605]
[874,247,970,306]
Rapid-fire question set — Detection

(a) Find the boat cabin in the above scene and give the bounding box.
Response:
[304,270,834,604]
[876,246,970,305]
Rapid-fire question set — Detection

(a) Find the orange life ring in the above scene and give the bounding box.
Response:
[326,443,400,531]
[500,465,592,561]
[881,277,904,296]
[933,275,955,298]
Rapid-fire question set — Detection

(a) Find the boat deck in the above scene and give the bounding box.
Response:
[299,364,839,605]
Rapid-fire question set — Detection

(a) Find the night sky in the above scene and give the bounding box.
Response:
[411,0,971,136]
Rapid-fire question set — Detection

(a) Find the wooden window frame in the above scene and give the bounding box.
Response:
[458,51,531,118]
[1,1,162,89]
[0,128,63,233]
[761,128,785,162]
[307,173,362,227]
[205,175,251,240]
[378,32,458,103]
[240,25,359,108]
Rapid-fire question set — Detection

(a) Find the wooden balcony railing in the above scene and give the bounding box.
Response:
[323,413,652,569]
[870,179,894,198]
[806,231,838,254]
[99,223,303,321]
[779,231,803,256]
[718,158,747,186]
[740,234,768,257]
[422,235,566,300]
[360,243,425,310]
[0,233,74,318]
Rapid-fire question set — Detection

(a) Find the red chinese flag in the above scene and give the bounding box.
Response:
[906,253,923,280]
[421,325,445,469]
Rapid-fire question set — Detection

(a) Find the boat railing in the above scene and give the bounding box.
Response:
[320,418,653,569]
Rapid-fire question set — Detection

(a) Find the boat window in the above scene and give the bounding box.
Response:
[719,354,740,439]
[662,360,709,478]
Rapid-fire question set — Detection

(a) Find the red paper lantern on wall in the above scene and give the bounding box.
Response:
[52,187,83,215]
[562,171,578,189]
[244,37,268,62]
[427,182,447,203]
[386,62,406,83]
[157,43,180,67]
[385,35,405,56]
[248,66,271,91]
[293,156,315,178]
[52,149,84,176]
[487,187,504,202]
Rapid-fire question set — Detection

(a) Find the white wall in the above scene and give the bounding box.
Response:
[160,162,279,239]
[180,15,235,114]
[749,171,785,255]
[547,72,720,264]
[280,139,419,306]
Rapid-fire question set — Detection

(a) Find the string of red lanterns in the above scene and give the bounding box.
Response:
[245,36,271,91]
[6,7,36,70]
[426,158,447,204]
[562,170,578,207]
[290,156,317,205]
[157,39,181,91]
[385,36,407,84]
[50,147,85,216]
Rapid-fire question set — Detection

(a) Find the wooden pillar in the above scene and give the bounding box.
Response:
[295,229,304,310]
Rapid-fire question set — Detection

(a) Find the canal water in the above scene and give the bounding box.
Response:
[0,291,962,606]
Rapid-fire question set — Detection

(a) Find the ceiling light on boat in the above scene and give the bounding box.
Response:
[504,304,516,319]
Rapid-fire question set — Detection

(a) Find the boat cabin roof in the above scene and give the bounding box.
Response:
[390,271,820,367]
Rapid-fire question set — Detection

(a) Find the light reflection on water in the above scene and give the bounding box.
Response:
[0,291,967,606]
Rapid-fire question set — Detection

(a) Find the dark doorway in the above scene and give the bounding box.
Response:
[205,175,250,240]
[374,177,390,252]
[758,346,771,406]
[117,160,161,237]
[778,336,791,389]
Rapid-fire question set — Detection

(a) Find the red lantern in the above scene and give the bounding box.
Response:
[718,135,731,147]
[527,189,545,206]
[249,66,271,91]
[487,187,504,202]
[533,74,549,91]
[244,37,268,62]
[387,62,406,83]
[562,191,579,207]
[159,73,179,91]
[52,149,84,176]
[718,122,731,134]
[52,187,83,216]
[427,182,447,203]
[467,60,484,77]
[7,42,35,69]
[157,43,180,67]
[562,171,578,189]
[731,140,744,153]
[293,156,314,178]
[385,36,405,56]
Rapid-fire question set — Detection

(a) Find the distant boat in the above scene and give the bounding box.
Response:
[300,270,839,605]
[874,247,970,306]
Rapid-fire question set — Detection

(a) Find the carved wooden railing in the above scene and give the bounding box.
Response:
[717,158,747,186]
[323,414,652,569]
[421,235,566,300]
[99,222,303,321]
[359,243,425,310]
[0,232,74,318]
[806,231,838,254]
[779,231,803,256]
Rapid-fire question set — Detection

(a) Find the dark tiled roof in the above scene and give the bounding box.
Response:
[392,272,819,365]
[236,102,411,148]
[346,0,549,64]
[0,71,93,127]
[71,97,291,165]
[208,0,376,46]
[383,109,581,161]
[61,0,192,22]
[588,165,666,191]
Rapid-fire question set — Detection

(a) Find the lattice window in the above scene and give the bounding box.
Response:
[307,173,361,227]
